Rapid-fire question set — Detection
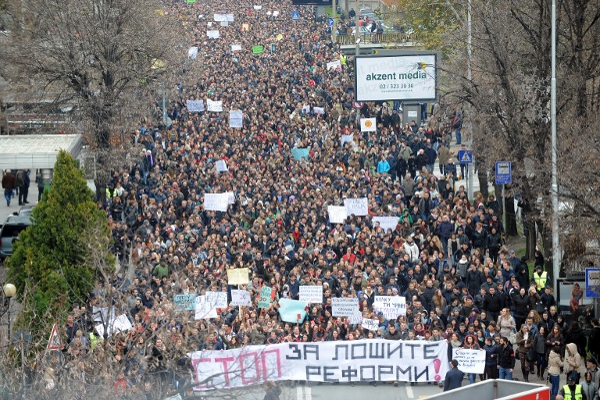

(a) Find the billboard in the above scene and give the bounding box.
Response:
[355,54,437,102]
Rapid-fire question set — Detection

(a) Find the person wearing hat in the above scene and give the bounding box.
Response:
[558,371,587,400]
[532,265,549,295]
[443,359,464,391]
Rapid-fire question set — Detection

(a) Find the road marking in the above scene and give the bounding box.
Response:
[406,384,414,398]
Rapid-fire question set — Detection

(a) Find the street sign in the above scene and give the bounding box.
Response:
[495,161,512,184]
[586,268,600,298]
[458,150,473,164]
[292,11,300,20]
[327,18,334,27]
[353,101,363,109]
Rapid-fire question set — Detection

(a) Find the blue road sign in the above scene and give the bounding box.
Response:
[292,11,300,20]
[458,150,473,164]
[327,18,334,27]
[495,161,512,184]
[586,268,600,298]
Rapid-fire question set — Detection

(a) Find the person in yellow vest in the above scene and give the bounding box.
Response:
[558,371,587,400]
[532,265,549,294]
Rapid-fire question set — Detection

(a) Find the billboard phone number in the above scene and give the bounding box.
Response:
[379,83,414,89]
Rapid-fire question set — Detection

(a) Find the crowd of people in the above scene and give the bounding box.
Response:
[35,0,598,398]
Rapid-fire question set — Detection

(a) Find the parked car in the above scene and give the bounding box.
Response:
[0,213,32,260]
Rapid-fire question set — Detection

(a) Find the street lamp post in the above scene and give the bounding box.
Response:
[3,283,16,341]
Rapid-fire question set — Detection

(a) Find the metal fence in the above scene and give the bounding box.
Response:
[334,32,417,45]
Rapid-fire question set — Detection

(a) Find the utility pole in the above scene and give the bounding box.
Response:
[355,12,360,123]
[331,0,337,44]
[551,0,560,290]
[466,0,474,201]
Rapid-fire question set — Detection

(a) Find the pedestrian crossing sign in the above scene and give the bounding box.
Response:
[458,150,473,164]
[292,11,300,20]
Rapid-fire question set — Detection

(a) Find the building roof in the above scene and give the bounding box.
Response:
[0,134,83,170]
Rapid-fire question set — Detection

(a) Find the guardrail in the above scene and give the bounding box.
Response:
[335,32,417,45]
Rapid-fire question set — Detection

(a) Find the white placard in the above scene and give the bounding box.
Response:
[190,340,449,389]
[272,11,279,17]
[452,348,486,374]
[188,46,199,59]
[231,44,242,51]
[207,99,223,112]
[341,134,354,146]
[204,193,229,212]
[374,296,407,319]
[207,30,220,39]
[348,311,363,325]
[195,295,218,320]
[326,60,342,71]
[360,117,377,132]
[344,198,369,216]
[216,159,228,172]
[372,216,398,232]
[361,318,380,331]
[220,21,229,27]
[313,107,325,115]
[226,191,236,205]
[407,110,418,118]
[331,297,359,317]
[214,13,234,22]
[187,100,205,112]
[355,54,437,102]
[206,291,228,308]
[299,286,323,303]
[94,314,132,338]
[229,109,243,128]
[253,5,262,10]
[327,205,347,224]
[230,290,252,307]
[302,104,311,114]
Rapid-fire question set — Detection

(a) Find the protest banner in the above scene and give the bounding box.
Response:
[362,318,380,331]
[360,117,377,132]
[216,159,228,172]
[174,294,196,311]
[299,285,323,303]
[206,291,228,309]
[344,198,369,216]
[451,348,486,374]
[373,296,407,320]
[278,299,308,323]
[291,148,309,161]
[341,134,354,146]
[188,46,198,59]
[207,30,220,39]
[95,314,133,338]
[189,339,449,390]
[331,297,358,317]
[258,286,272,309]
[230,290,252,307]
[229,109,243,128]
[227,268,250,285]
[326,60,342,71]
[204,193,228,212]
[195,295,218,320]
[186,100,204,112]
[207,99,223,112]
[327,205,347,224]
[252,45,264,54]
[220,21,228,27]
[372,216,398,232]
[231,44,242,51]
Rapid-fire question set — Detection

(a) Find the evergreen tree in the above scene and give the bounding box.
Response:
[7,150,113,340]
